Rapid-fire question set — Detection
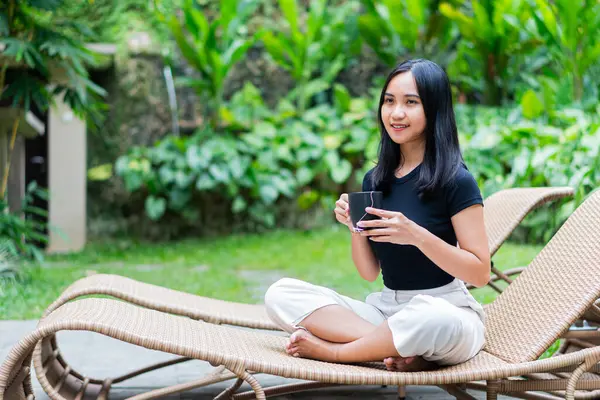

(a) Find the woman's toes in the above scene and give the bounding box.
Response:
[383,356,406,371]
[289,330,303,344]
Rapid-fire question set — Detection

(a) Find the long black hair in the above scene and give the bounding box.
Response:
[369,59,464,197]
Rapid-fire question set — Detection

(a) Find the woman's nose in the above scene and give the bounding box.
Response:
[391,107,406,119]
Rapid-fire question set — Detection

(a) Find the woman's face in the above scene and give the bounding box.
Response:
[380,71,427,147]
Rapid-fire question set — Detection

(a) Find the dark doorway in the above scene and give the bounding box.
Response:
[24,105,48,248]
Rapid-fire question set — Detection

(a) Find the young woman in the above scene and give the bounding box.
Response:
[264,59,490,371]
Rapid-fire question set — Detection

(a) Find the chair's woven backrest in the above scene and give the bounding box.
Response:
[483,187,573,256]
[484,189,600,363]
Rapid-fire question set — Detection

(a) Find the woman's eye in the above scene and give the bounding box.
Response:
[385,98,393,104]
[407,100,418,105]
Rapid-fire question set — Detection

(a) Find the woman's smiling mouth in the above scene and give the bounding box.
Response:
[390,123,409,132]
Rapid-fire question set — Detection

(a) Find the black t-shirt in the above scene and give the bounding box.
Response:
[362,164,483,290]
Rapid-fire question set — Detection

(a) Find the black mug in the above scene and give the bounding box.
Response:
[348,191,383,231]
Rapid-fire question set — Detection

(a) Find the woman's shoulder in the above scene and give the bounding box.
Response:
[438,163,481,197]
[364,167,375,181]
[431,163,478,194]
[453,164,478,185]
[443,163,483,214]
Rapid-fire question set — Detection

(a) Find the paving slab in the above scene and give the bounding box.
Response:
[1,320,517,399]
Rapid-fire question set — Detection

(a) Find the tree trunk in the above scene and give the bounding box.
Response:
[484,53,501,106]
[573,73,583,102]
[0,117,21,199]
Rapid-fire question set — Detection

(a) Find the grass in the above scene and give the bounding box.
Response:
[0,225,543,320]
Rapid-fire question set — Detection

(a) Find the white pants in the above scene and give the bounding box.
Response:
[264,278,486,366]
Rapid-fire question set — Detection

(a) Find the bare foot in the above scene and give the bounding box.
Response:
[285,329,340,362]
[383,356,437,372]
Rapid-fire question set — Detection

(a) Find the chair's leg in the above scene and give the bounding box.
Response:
[97,378,113,400]
[125,369,238,400]
[487,281,504,294]
[4,366,31,400]
[486,380,500,400]
[232,382,335,399]
[214,378,244,400]
[215,366,266,400]
[438,384,478,400]
[491,266,513,285]
[565,357,599,400]
[397,385,406,399]
[239,371,265,400]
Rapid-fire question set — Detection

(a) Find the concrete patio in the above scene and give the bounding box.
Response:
[1,320,516,399]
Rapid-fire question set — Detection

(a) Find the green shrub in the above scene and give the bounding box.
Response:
[165,0,261,129]
[0,182,49,263]
[359,0,456,68]
[461,105,600,242]
[114,82,378,232]
[260,0,361,112]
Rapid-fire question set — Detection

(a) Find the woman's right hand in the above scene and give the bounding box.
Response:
[334,193,354,232]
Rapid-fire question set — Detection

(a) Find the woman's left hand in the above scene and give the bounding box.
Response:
[356,207,422,246]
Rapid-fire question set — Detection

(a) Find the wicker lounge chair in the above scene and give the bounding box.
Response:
[2,187,599,400]
[40,186,574,332]
[464,186,573,293]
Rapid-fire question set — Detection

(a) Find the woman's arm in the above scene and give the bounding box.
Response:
[411,204,490,287]
[357,204,490,287]
[351,232,381,282]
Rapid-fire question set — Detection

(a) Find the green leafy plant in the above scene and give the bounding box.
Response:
[260,0,358,112]
[440,0,539,105]
[358,0,457,67]
[528,0,600,103]
[228,81,380,211]
[0,182,49,263]
[114,127,289,228]
[163,0,261,130]
[462,105,600,242]
[114,83,379,234]
[0,238,18,279]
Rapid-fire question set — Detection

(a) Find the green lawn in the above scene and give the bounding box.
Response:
[0,225,542,320]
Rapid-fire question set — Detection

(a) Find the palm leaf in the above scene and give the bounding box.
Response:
[168,16,211,78]
[0,239,19,278]
[1,74,51,112]
[279,0,300,36]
